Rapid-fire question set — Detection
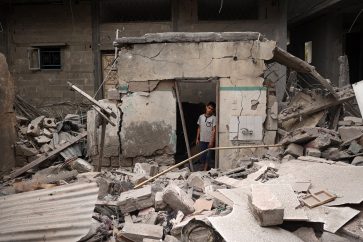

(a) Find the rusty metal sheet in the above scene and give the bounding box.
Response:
[0,182,99,242]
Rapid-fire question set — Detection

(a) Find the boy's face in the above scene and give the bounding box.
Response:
[205,105,215,115]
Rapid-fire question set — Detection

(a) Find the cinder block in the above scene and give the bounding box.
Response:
[117,185,154,213]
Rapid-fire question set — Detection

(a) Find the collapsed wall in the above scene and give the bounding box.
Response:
[108,32,278,170]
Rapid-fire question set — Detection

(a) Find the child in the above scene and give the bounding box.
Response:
[196,101,216,171]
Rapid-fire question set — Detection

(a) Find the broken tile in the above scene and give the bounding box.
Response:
[193,198,213,214]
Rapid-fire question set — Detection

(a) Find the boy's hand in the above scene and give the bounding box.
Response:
[196,139,200,145]
[208,142,214,148]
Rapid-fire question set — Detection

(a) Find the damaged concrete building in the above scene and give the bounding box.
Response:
[1,1,363,242]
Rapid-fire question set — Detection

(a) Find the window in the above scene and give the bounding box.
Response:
[28,46,62,70]
[198,0,259,21]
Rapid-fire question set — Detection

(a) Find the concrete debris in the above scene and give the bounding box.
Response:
[2,32,363,242]
[248,184,284,226]
[118,222,163,242]
[162,183,195,215]
[117,185,154,213]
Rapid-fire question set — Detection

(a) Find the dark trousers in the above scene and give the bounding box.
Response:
[199,141,212,164]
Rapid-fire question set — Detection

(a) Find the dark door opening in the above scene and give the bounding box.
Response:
[175,80,217,170]
[346,31,363,84]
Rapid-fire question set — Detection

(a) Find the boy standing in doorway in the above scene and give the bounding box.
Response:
[196,102,216,171]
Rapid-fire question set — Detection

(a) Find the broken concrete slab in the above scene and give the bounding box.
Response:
[193,198,213,214]
[187,172,210,192]
[338,127,363,142]
[248,184,284,226]
[118,222,163,242]
[348,141,363,155]
[162,183,195,215]
[285,143,304,157]
[26,115,45,136]
[305,206,360,233]
[282,127,342,146]
[344,116,363,124]
[297,156,336,164]
[208,188,303,242]
[320,232,351,242]
[293,182,311,193]
[117,185,154,213]
[34,135,51,144]
[275,160,363,206]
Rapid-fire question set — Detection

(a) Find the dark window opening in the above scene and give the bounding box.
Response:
[40,48,61,69]
[100,0,171,23]
[198,0,258,21]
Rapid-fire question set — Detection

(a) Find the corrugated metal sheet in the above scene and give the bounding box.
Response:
[0,182,99,242]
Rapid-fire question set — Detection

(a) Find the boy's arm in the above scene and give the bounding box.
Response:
[196,126,200,145]
[208,126,216,148]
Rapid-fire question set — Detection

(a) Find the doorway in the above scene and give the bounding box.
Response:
[175,79,218,170]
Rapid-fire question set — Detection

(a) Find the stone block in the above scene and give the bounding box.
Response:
[130,173,148,185]
[338,127,363,142]
[321,147,340,160]
[134,162,159,177]
[155,191,167,211]
[69,158,94,173]
[348,141,363,155]
[187,172,210,192]
[117,185,154,213]
[305,148,321,158]
[305,135,331,150]
[284,143,304,157]
[118,222,163,242]
[162,183,195,215]
[248,184,284,226]
[351,156,363,166]
[338,120,353,126]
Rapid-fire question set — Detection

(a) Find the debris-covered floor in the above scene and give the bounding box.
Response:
[1,32,363,242]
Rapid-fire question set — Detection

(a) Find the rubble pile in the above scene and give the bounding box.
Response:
[14,114,88,168]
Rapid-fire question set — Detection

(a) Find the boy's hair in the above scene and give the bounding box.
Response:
[207,101,216,110]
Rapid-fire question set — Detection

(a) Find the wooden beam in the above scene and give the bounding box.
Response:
[174,81,194,171]
[9,132,87,179]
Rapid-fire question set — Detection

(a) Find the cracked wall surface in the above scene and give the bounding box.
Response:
[117,39,276,169]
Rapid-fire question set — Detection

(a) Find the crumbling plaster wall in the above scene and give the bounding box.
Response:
[117,40,276,170]
[0,53,16,173]
[6,2,94,108]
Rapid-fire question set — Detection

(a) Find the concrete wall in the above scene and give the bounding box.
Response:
[117,40,276,169]
[6,2,94,110]
[289,14,342,85]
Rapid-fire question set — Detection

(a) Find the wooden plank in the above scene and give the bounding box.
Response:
[9,132,87,179]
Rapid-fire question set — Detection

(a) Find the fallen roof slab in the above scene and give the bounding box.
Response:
[305,206,360,233]
[0,182,99,242]
[208,188,303,242]
[273,160,363,206]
